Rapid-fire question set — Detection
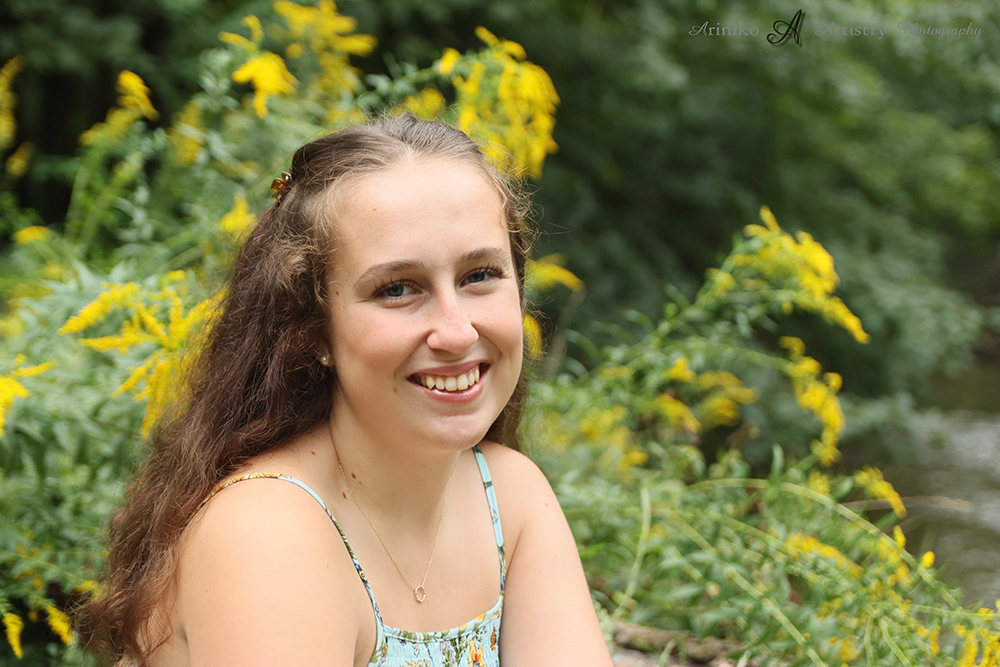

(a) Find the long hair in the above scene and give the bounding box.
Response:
[77,114,534,665]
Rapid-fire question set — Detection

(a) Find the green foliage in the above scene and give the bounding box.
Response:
[527,224,1000,664]
[1,1,999,665]
[355,0,1000,405]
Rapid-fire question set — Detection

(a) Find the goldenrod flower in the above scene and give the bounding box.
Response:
[61,279,223,437]
[665,357,696,383]
[698,393,741,429]
[13,224,48,244]
[921,551,935,569]
[0,376,29,437]
[219,194,255,238]
[44,605,72,645]
[855,467,906,517]
[807,470,830,496]
[271,0,375,107]
[5,140,32,177]
[400,87,446,120]
[2,613,23,658]
[449,28,559,177]
[0,358,55,437]
[786,532,862,578]
[778,335,805,356]
[76,579,99,594]
[526,254,584,293]
[59,282,141,335]
[167,99,204,166]
[438,48,461,76]
[655,394,700,433]
[80,70,158,146]
[0,56,25,149]
[233,52,297,117]
[739,207,870,344]
[579,405,630,447]
[522,313,542,359]
[117,71,158,119]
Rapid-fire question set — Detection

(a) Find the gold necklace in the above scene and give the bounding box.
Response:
[337,460,447,603]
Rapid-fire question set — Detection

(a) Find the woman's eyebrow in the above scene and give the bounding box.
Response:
[353,246,510,289]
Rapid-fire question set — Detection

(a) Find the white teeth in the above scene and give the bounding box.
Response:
[418,368,481,393]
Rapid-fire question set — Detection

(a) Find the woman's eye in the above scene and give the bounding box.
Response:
[465,267,503,285]
[376,281,412,299]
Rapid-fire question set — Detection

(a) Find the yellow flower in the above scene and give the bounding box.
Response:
[778,336,805,356]
[5,141,33,177]
[76,579,99,594]
[232,52,297,117]
[786,354,845,466]
[698,393,740,429]
[0,375,29,438]
[451,28,559,177]
[13,224,48,244]
[219,194,255,238]
[921,551,935,568]
[807,470,830,496]
[655,394,700,433]
[117,71,158,119]
[400,87,446,120]
[2,613,23,658]
[44,605,73,645]
[526,254,584,293]
[855,467,906,517]
[61,280,223,437]
[665,357,696,383]
[0,56,25,149]
[786,532,862,578]
[618,448,648,471]
[438,48,461,75]
[522,313,543,359]
[59,282,141,334]
[740,207,870,344]
[705,268,737,294]
[271,0,375,107]
[1,358,55,437]
[80,70,158,146]
[168,100,204,166]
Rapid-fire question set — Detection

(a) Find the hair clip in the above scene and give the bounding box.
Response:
[270,171,293,203]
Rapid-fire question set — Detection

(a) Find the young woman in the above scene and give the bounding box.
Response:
[79,114,613,666]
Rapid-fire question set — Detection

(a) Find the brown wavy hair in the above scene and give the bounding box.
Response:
[77,113,534,666]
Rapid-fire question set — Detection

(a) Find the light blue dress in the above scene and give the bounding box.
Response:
[200,445,505,666]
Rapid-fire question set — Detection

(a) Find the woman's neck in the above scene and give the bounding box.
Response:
[325,413,463,528]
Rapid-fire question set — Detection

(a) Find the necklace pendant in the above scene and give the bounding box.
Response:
[414,585,427,603]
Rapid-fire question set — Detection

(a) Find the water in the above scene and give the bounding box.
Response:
[891,363,1000,605]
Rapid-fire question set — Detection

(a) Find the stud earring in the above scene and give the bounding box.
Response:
[320,354,330,367]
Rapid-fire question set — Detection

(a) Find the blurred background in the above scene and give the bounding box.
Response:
[1,0,998,664]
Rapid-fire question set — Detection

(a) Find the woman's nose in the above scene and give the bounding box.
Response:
[426,293,478,353]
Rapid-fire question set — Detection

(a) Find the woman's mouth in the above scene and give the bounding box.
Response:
[411,365,484,393]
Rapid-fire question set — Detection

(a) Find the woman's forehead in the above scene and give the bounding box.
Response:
[330,157,508,248]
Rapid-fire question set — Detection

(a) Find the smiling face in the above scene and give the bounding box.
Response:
[325,156,524,454]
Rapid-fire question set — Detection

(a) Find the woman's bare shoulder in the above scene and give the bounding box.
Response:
[475,442,559,539]
[175,475,370,666]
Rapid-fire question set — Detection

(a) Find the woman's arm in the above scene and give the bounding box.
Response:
[175,478,374,667]
[483,444,614,665]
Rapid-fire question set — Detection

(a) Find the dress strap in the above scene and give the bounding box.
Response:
[472,445,506,591]
[191,472,386,650]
